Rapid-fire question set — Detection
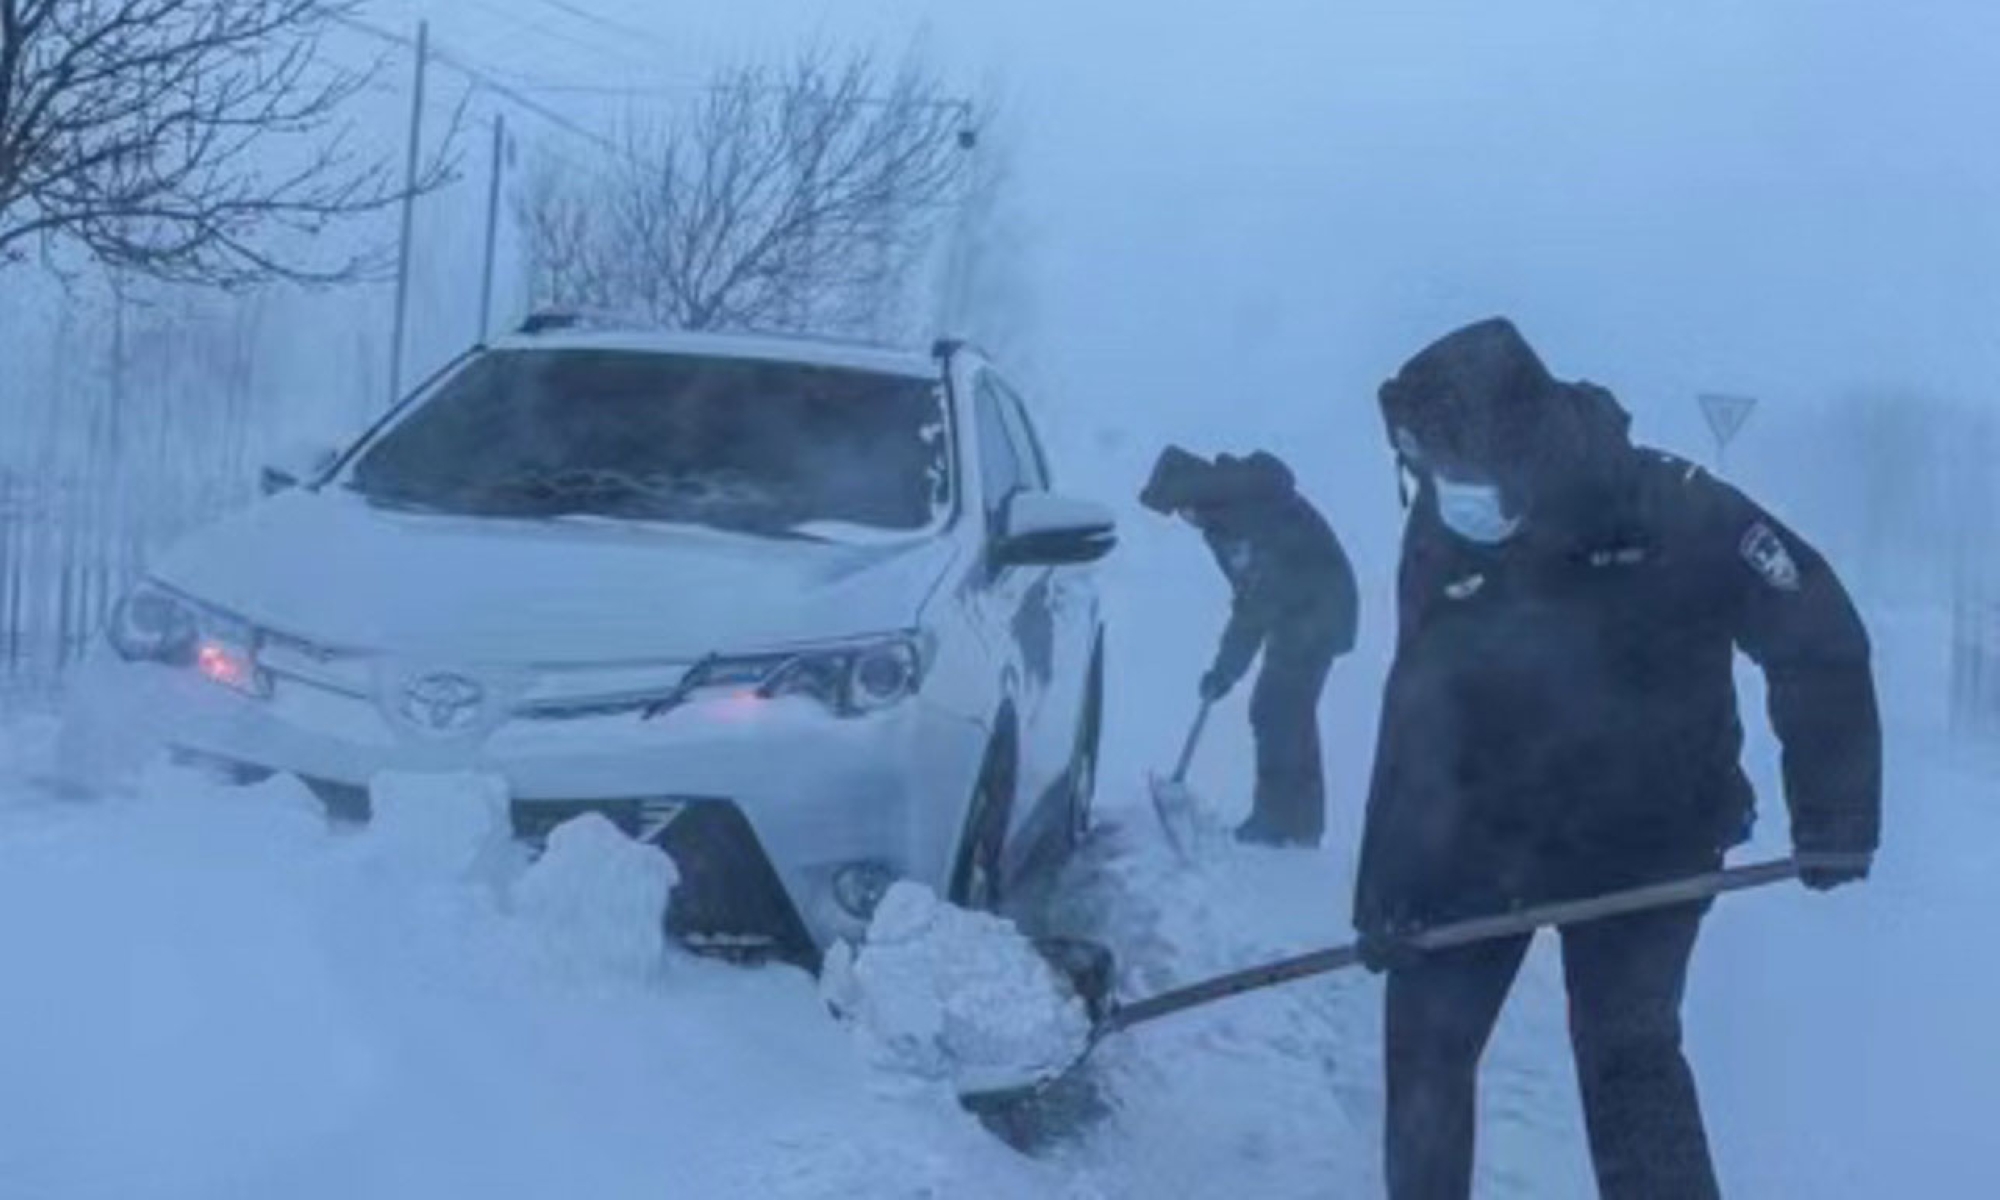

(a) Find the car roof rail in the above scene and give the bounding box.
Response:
[517,309,586,335]
[934,336,996,368]
[520,309,933,358]
[518,307,667,335]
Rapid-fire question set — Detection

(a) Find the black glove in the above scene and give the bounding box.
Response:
[1356,923,1425,975]
[1797,850,1873,892]
[1199,668,1235,703]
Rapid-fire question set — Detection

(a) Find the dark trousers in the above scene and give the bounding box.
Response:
[1384,903,1719,1200]
[1246,616,1337,843]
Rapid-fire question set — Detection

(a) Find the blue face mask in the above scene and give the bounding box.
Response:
[1434,476,1521,544]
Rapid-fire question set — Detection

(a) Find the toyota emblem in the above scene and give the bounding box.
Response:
[399,672,486,734]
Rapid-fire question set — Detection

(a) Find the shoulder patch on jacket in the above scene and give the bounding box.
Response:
[1740,522,1801,591]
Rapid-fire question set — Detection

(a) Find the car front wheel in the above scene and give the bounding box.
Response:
[1066,649,1104,850]
[950,733,1014,913]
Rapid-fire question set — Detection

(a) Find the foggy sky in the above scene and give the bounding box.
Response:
[370,1,1997,552]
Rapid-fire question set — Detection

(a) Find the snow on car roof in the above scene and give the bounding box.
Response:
[489,325,941,382]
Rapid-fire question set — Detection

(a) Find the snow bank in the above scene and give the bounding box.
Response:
[822,882,1091,1095]
[365,769,511,877]
[0,759,1072,1199]
[512,812,678,980]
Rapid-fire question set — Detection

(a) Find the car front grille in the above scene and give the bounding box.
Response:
[508,795,726,844]
[516,796,819,970]
[296,784,819,969]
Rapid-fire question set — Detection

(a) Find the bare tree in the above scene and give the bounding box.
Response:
[517,150,616,314]
[0,0,455,286]
[518,49,973,338]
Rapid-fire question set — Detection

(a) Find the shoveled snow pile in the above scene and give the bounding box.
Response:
[822,882,1092,1095]
[510,811,678,980]
[364,769,513,876]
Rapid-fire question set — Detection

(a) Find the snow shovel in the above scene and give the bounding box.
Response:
[1146,701,1213,862]
[978,856,1802,1107]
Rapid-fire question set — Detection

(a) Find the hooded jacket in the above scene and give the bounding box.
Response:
[1142,448,1359,685]
[1355,320,1881,933]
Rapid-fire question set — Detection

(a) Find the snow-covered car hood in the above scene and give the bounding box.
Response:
[150,489,961,663]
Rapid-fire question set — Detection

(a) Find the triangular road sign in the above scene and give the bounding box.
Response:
[1699,393,1757,449]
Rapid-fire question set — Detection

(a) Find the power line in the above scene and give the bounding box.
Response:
[447,72,712,99]
[332,15,975,162]
[458,0,662,78]
[490,76,977,127]
[330,14,624,158]
[522,0,671,54]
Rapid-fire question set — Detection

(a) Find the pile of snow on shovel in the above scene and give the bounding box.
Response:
[822,882,1092,1095]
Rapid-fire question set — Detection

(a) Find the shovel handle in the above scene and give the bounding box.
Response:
[1170,701,1213,784]
[1413,857,1799,951]
[1103,857,1800,1036]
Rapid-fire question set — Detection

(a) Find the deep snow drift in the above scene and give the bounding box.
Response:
[2,599,1994,1199]
[0,747,1088,1200]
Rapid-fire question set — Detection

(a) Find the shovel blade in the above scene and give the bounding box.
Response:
[956,1030,1102,1109]
[1148,772,1201,862]
[956,936,1117,1106]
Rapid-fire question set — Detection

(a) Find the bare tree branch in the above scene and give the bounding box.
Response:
[0,0,461,287]
[516,47,973,340]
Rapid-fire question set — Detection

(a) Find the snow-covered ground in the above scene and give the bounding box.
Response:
[1027,570,1997,1198]
[2,591,1993,1198]
[0,738,1085,1200]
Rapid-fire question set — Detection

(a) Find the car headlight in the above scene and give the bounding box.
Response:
[106,582,268,698]
[107,585,199,664]
[677,634,925,718]
[844,641,922,714]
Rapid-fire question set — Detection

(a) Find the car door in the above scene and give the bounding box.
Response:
[968,373,1064,836]
[991,376,1097,814]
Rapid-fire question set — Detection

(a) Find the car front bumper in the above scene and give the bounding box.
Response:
[61,650,991,948]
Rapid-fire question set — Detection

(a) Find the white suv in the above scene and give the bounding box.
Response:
[61,320,1115,964]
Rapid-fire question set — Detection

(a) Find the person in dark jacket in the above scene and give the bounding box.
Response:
[1141,447,1360,847]
[1355,318,1881,1199]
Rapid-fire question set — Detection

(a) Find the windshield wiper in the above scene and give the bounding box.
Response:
[356,471,835,543]
[477,470,668,516]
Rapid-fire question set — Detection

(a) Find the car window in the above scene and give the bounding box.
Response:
[345,349,950,540]
[974,375,1028,525]
[992,377,1052,490]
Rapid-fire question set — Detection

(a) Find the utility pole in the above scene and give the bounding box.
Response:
[387,20,430,408]
[477,111,508,344]
[107,271,126,465]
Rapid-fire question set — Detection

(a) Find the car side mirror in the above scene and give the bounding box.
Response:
[994,492,1118,567]
[259,442,339,496]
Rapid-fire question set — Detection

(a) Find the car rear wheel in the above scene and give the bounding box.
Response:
[950,732,1015,913]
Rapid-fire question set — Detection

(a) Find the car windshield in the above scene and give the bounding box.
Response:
[346,349,950,538]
